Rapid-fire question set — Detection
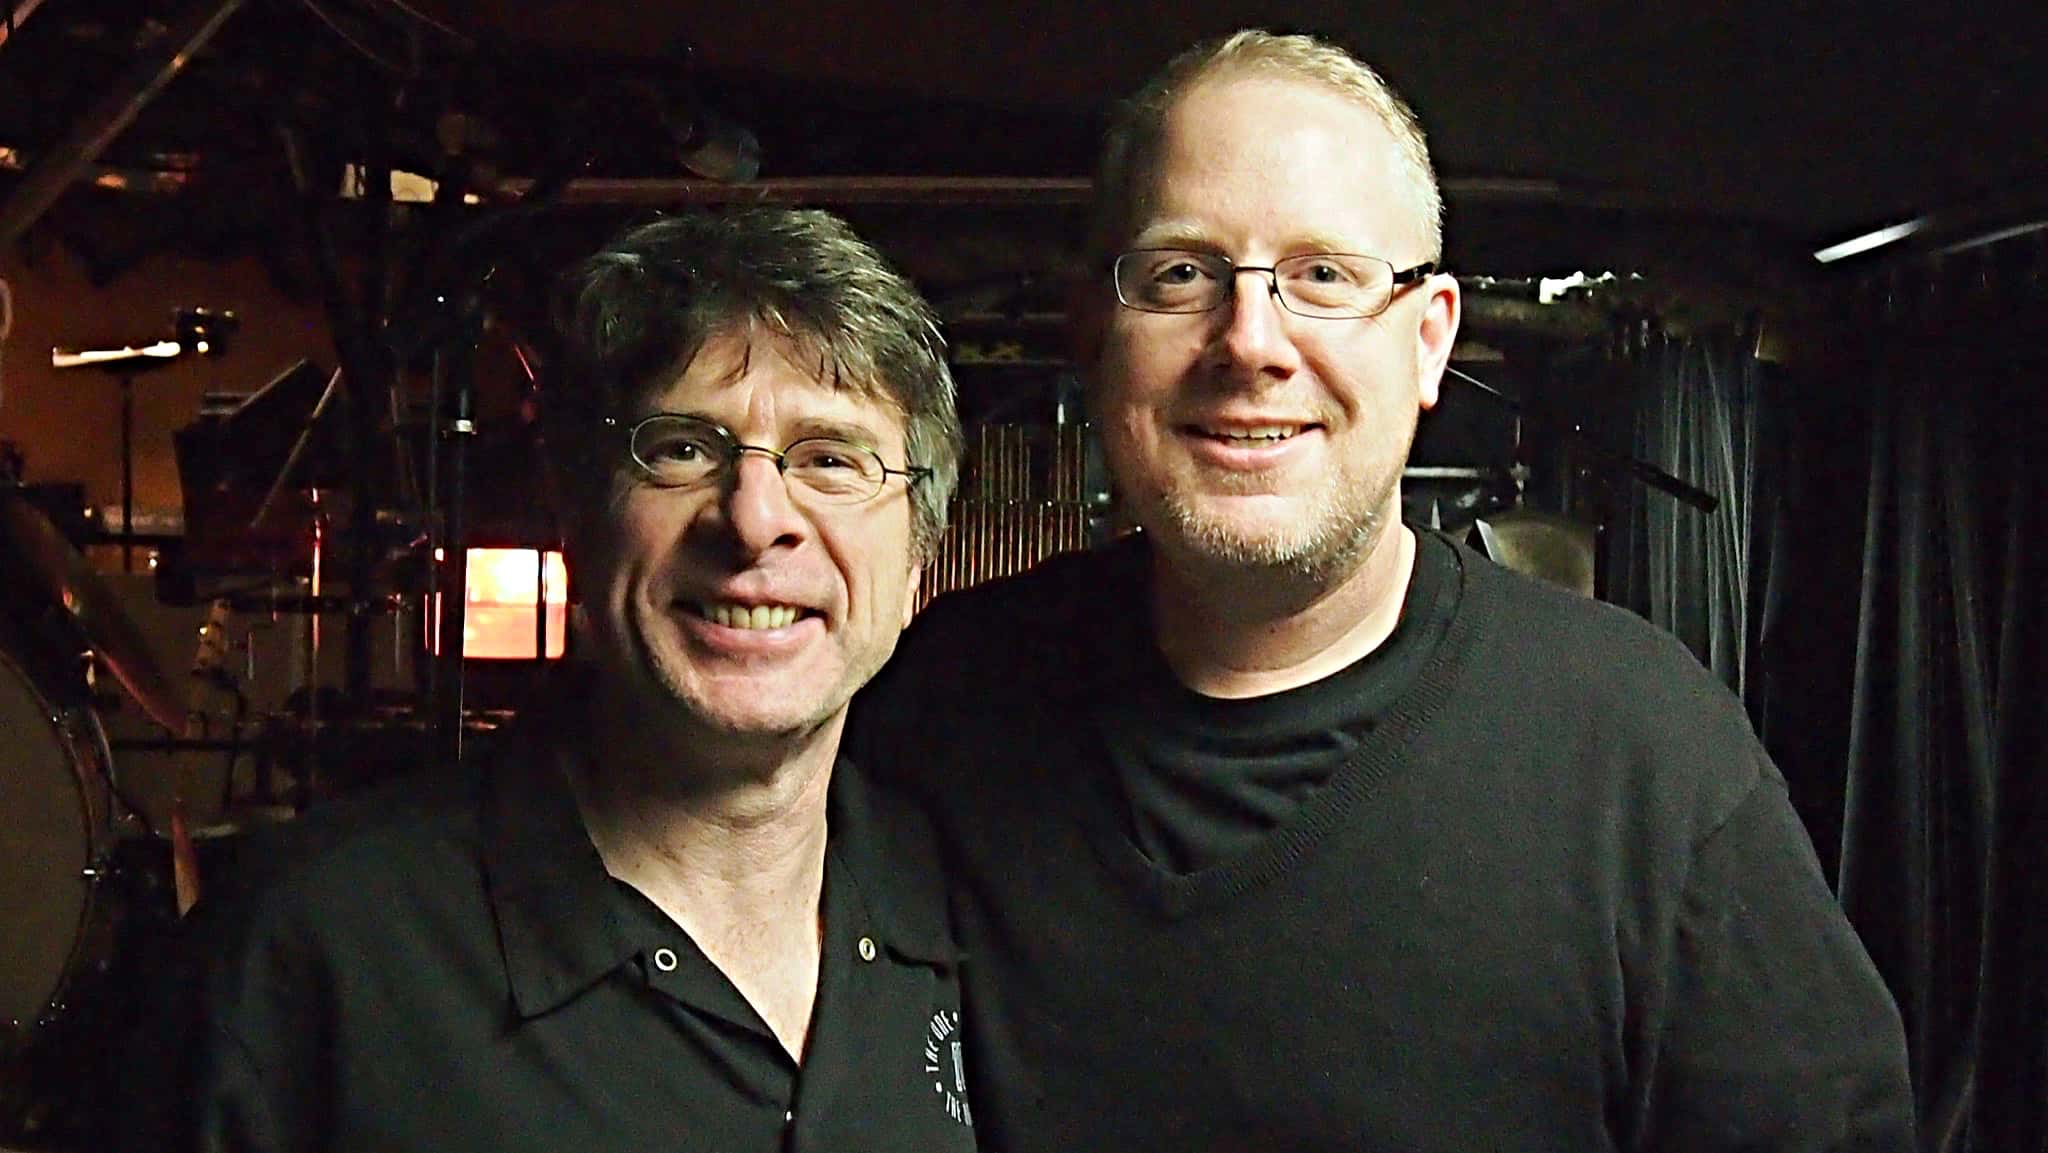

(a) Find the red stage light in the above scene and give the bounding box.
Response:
[430,548,569,659]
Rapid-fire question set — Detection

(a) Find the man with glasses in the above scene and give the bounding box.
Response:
[130,209,976,1152]
[851,29,1913,1151]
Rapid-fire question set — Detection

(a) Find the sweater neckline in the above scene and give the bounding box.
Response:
[1067,534,1492,919]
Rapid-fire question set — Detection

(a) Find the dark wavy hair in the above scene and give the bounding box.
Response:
[550,207,961,556]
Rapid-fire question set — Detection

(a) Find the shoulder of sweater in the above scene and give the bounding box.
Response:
[894,542,1127,671]
[850,543,1122,775]
[1445,536,1772,826]
[1451,536,1739,704]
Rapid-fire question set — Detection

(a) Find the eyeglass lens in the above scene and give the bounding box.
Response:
[629,416,888,502]
[1116,250,1397,317]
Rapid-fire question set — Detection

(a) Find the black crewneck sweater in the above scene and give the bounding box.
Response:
[1099,531,1458,875]
[850,532,1912,1152]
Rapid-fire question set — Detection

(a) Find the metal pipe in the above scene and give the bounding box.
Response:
[534,546,548,660]
[0,0,50,53]
[119,374,135,571]
[433,339,478,768]
[493,174,1093,207]
[482,173,1549,210]
[0,0,248,247]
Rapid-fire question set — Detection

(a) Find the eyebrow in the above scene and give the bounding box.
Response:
[786,416,886,448]
[1126,223,1221,252]
[650,410,890,450]
[1126,224,1368,258]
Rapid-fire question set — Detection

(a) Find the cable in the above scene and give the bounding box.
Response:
[219,688,249,814]
[371,0,472,48]
[86,711,161,839]
[299,0,402,73]
[0,274,12,414]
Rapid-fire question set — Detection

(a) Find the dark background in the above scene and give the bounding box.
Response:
[0,3,2042,1150]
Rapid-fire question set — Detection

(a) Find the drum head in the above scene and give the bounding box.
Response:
[0,649,96,1029]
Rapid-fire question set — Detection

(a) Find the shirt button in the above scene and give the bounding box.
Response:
[652,947,679,972]
[857,936,878,962]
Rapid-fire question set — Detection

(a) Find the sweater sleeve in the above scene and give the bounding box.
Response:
[1646,772,1915,1151]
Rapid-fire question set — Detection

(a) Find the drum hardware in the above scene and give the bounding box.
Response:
[0,485,186,732]
[1440,364,1719,514]
[0,816,256,1147]
[170,360,345,595]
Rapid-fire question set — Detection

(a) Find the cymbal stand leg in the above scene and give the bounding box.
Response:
[119,372,134,571]
[431,336,477,771]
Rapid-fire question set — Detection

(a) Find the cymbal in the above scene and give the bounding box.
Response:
[0,487,186,730]
[1471,509,1598,599]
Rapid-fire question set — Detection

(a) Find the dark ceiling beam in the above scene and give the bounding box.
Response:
[489,174,1567,209]
[0,0,50,54]
[0,146,197,195]
[493,175,1094,206]
[0,0,247,249]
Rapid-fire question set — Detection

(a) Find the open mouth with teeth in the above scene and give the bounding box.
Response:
[689,603,815,630]
[1187,423,1316,443]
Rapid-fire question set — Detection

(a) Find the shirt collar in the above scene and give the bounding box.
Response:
[827,758,959,968]
[480,711,958,1020]
[479,723,638,1020]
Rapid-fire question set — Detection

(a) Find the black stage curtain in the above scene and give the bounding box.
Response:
[1604,330,1791,721]
[1833,246,2048,1153]
[1590,243,2047,1149]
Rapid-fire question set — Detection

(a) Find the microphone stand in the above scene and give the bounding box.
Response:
[393,148,590,771]
[53,311,236,569]
[428,301,482,771]
[50,342,175,571]
[1444,365,1718,513]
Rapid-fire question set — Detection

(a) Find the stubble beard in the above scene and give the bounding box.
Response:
[1144,423,1413,585]
[1155,477,1382,582]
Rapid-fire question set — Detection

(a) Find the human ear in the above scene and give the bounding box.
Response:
[901,563,921,628]
[1414,274,1461,412]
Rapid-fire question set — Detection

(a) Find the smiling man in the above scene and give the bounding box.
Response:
[130,209,972,1152]
[851,29,1914,1152]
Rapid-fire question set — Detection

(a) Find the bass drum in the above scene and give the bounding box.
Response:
[0,643,110,1042]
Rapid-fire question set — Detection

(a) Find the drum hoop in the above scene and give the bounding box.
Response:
[0,645,112,1038]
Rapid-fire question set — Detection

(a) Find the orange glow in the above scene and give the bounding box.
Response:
[430,548,569,659]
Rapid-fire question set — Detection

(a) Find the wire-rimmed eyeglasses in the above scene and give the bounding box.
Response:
[605,413,931,505]
[1112,249,1436,319]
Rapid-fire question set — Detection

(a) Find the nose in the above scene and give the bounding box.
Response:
[1216,269,1304,379]
[717,451,809,557]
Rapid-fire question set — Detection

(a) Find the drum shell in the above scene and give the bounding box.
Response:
[0,645,113,1043]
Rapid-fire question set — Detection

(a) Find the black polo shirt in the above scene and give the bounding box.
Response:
[126,722,978,1152]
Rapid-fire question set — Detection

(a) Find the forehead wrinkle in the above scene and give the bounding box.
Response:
[660,337,906,453]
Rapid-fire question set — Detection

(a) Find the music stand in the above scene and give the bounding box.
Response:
[51,308,237,570]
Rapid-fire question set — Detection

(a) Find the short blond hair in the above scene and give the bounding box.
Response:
[1089,30,1443,265]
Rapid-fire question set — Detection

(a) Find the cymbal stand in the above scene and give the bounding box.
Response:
[429,322,480,770]
[117,370,135,570]
[301,487,326,808]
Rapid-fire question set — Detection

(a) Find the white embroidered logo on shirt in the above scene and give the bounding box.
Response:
[924,1008,973,1127]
